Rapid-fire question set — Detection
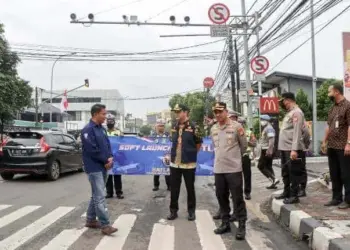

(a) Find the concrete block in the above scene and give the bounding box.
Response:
[329,238,350,250]
[312,227,343,250]
[299,217,323,241]
[280,205,299,227]
[289,210,311,237]
[272,199,284,217]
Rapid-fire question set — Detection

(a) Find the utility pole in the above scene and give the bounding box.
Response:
[310,0,318,155]
[240,0,253,128]
[227,35,236,111]
[35,87,39,126]
[234,39,241,113]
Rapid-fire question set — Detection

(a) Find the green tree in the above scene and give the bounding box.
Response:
[139,125,152,136]
[295,88,312,121]
[0,23,32,140]
[169,91,216,128]
[317,79,341,121]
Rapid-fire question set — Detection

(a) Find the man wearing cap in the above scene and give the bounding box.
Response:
[153,119,171,191]
[258,115,279,189]
[211,102,248,240]
[105,114,124,199]
[167,104,203,221]
[276,92,306,204]
[229,111,255,200]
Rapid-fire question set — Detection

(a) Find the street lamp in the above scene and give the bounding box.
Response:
[49,52,76,122]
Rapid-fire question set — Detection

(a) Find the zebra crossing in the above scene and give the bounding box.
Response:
[0,203,258,250]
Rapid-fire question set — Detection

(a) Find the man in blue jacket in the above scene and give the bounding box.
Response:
[81,104,118,235]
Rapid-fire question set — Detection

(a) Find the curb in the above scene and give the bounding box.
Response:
[270,190,349,250]
[272,156,327,164]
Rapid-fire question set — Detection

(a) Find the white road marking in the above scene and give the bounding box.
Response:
[0,206,74,250]
[40,228,88,250]
[148,223,174,250]
[0,204,12,212]
[81,212,86,218]
[95,214,137,250]
[195,210,226,250]
[0,205,41,229]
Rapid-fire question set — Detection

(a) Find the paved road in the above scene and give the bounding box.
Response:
[0,166,310,250]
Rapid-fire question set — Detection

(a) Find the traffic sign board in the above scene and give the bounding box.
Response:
[208,3,230,25]
[210,25,229,37]
[203,77,215,89]
[250,56,269,74]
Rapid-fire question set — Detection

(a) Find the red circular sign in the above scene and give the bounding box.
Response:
[208,3,230,25]
[250,56,270,74]
[203,77,215,88]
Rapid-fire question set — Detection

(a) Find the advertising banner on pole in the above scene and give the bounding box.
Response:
[342,32,350,101]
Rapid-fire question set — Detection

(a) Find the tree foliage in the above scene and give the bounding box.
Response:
[317,79,341,121]
[0,23,32,139]
[295,88,312,121]
[168,92,216,127]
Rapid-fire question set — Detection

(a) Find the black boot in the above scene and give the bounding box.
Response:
[229,213,237,222]
[214,222,231,234]
[212,209,221,220]
[105,194,113,199]
[297,189,306,197]
[275,192,289,200]
[235,220,246,240]
[152,186,159,191]
[283,197,300,204]
[167,211,178,220]
[116,193,124,199]
[188,211,196,221]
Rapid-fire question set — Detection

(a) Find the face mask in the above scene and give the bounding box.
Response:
[329,96,335,102]
[107,124,114,129]
[261,121,268,127]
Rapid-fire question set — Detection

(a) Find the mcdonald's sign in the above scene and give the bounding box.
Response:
[260,97,279,114]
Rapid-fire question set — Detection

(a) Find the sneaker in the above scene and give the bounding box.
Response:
[85,220,101,229]
[101,225,118,235]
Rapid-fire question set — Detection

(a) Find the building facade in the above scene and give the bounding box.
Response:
[146,112,161,125]
[38,89,124,130]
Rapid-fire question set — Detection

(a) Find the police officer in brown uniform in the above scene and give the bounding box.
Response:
[322,84,350,209]
[275,92,306,204]
[211,102,248,240]
[167,104,203,221]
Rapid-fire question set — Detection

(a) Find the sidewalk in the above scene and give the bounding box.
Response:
[270,179,350,250]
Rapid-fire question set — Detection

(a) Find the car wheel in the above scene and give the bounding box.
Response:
[47,160,60,181]
[1,173,14,181]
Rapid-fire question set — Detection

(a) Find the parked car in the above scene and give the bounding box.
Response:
[0,131,83,181]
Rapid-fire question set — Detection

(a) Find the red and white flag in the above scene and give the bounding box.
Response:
[60,90,68,113]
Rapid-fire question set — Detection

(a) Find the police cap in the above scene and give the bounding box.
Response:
[260,114,271,121]
[228,109,240,117]
[280,92,296,102]
[171,104,190,112]
[212,102,227,111]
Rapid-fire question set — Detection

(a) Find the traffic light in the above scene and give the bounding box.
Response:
[84,79,89,87]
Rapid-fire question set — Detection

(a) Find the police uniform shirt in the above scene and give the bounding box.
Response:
[211,119,248,174]
[278,106,305,151]
[261,124,275,150]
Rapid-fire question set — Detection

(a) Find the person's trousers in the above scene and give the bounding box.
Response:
[106,174,123,196]
[257,150,275,180]
[169,167,196,213]
[327,148,350,203]
[299,151,307,190]
[215,172,247,223]
[242,154,252,195]
[280,150,306,198]
[86,171,110,227]
[153,175,170,188]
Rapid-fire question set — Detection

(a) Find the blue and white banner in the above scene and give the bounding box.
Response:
[109,136,215,176]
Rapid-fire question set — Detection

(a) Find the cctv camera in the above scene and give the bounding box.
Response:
[70,13,77,21]
[88,13,94,21]
[184,16,190,24]
[169,15,176,24]
[122,15,129,23]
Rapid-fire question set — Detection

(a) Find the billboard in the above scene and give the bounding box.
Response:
[343,32,350,100]
[260,97,279,114]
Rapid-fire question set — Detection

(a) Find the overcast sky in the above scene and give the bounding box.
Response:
[1,0,349,117]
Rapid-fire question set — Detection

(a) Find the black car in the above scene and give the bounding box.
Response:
[0,131,83,181]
